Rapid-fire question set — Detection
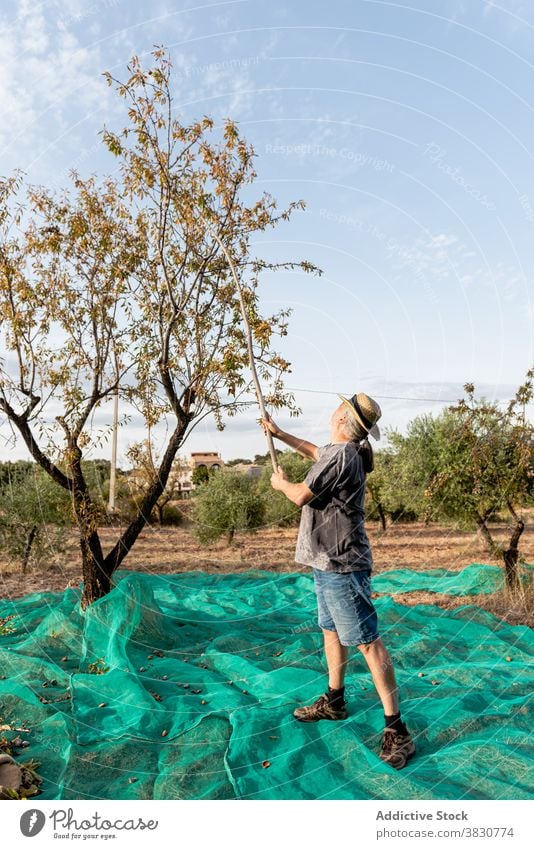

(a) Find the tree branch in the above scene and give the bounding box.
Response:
[0,397,73,492]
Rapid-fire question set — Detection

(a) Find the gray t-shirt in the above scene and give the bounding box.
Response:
[294,442,372,573]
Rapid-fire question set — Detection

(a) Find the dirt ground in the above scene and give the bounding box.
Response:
[1,518,533,627]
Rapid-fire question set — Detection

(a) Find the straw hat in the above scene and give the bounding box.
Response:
[338,392,382,440]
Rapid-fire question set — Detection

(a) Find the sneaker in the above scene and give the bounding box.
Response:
[378,727,416,770]
[293,693,348,722]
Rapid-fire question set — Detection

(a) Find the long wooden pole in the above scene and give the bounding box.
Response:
[199,215,278,469]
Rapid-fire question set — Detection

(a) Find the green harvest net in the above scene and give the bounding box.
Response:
[0,565,533,801]
[372,562,534,596]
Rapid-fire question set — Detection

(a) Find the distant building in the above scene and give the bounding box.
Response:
[126,451,264,498]
[124,451,228,497]
[190,451,224,472]
[175,451,225,496]
[175,471,193,497]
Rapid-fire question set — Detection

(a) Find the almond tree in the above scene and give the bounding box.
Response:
[0,47,319,608]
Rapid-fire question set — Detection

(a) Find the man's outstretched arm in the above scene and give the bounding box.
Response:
[270,466,315,507]
[260,413,320,460]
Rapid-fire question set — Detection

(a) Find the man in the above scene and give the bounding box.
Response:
[260,392,416,770]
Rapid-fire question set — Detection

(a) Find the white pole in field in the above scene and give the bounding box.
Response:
[108,368,119,513]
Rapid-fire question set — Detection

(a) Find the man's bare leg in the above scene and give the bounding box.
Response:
[322,628,348,689]
[292,628,350,721]
[357,637,399,715]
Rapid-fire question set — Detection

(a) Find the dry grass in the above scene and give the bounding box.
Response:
[0,516,532,627]
[480,578,534,628]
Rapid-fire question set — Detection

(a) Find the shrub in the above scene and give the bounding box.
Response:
[161,504,184,526]
[257,450,313,527]
[192,469,265,544]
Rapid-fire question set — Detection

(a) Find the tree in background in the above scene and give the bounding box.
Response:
[81,458,112,516]
[193,469,265,545]
[125,440,187,524]
[0,47,318,608]
[366,451,391,531]
[0,460,34,489]
[253,450,283,466]
[226,457,253,466]
[191,465,211,487]
[382,414,452,523]
[0,463,72,572]
[81,458,111,490]
[423,372,533,589]
[257,450,313,527]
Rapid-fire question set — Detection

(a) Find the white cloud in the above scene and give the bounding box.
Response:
[386,231,525,305]
[0,1,112,154]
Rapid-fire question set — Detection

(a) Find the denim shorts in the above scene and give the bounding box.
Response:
[313,568,379,646]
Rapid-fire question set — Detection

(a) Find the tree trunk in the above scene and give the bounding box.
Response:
[226,528,235,546]
[22,526,38,574]
[77,495,110,610]
[476,512,496,554]
[67,444,110,610]
[63,418,188,609]
[377,502,387,532]
[503,519,525,592]
[156,503,164,525]
[80,536,111,609]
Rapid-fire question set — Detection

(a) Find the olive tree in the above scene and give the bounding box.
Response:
[0,462,72,572]
[191,465,211,487]
[423,373,533,589]
[193,468,265,545]
[383,415,453,523]
[0,47,319,607]
[366,451,396,531]
[257,449,313,527]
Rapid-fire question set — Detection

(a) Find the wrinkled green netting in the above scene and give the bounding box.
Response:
[373,562,534,596]
[0,565,533,800]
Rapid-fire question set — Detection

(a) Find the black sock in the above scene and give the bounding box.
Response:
[384,712,408,734]
[326,686,345,708]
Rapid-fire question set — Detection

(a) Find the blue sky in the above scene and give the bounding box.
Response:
[1,0,533,464]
